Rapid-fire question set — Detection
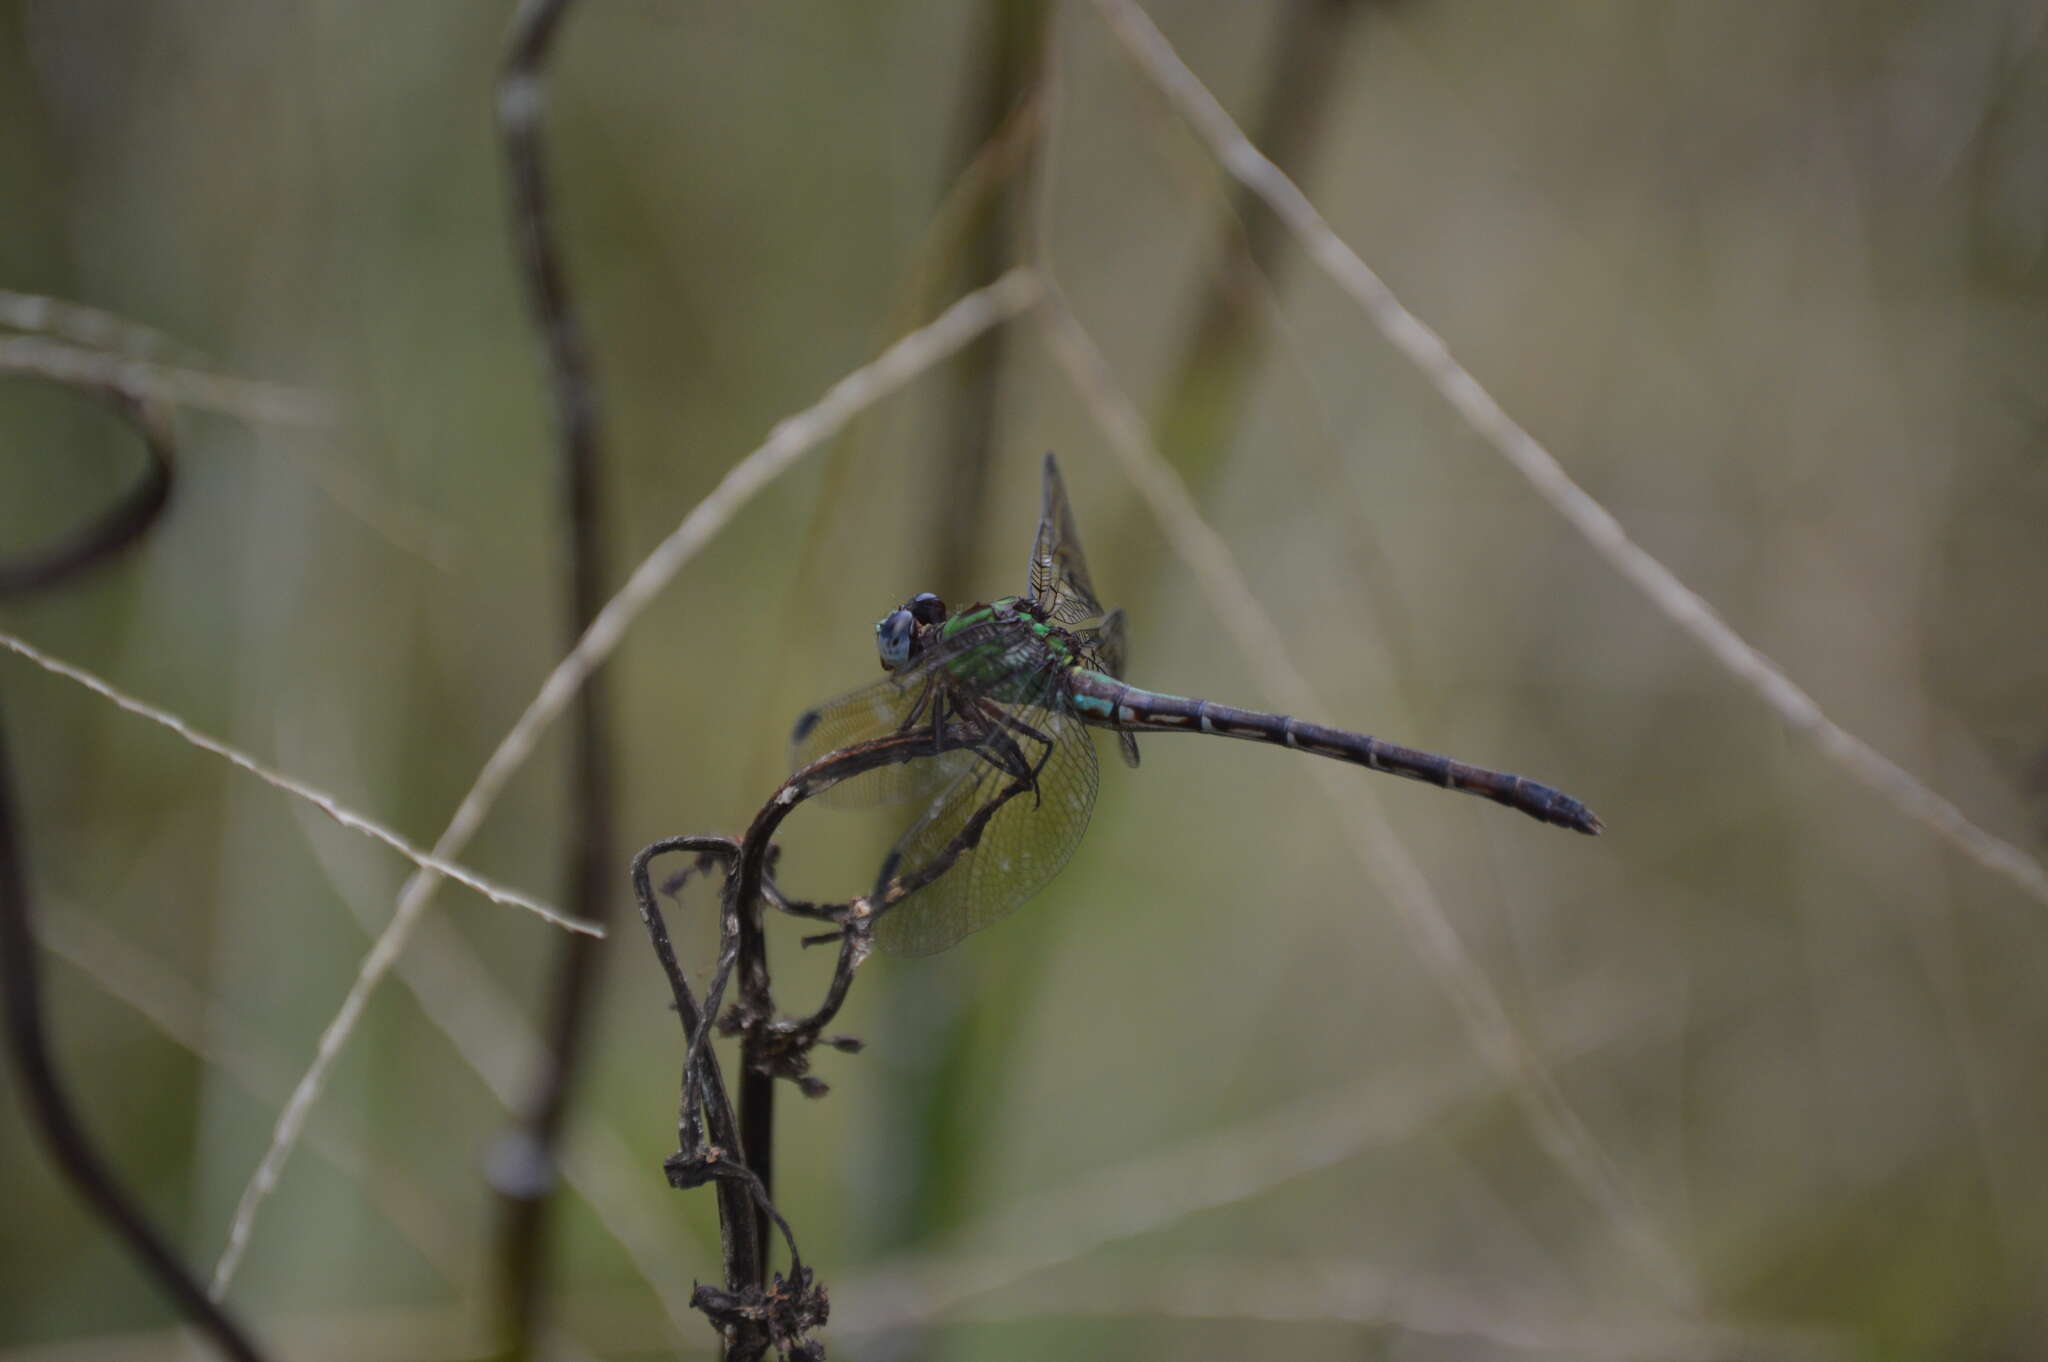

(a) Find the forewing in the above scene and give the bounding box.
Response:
[872,698,1099,956]
[1077,607,1128,677]
[789,660,970,808]
[790,612,1044,807]
[1076,608,1141,769]
[1026,454,1105,625]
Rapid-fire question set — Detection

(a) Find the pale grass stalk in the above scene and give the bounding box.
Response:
[0,631,592,935]
[0,335,333,427]
[3,325,462,569]
[836,974,1655,1334]
[286,796,706,1337]
[1085,0,2048,911]
[0,1302,483,1362]
[0,289,198,361]
[1036,289,1695,1303]
[374,941,706,1342]
[332,914,704,1339]
[958,1259,1843,1362]
[0,1290,671,1362]
[37,904,473,1285]
[252,442,468,574]
[207,268,1044,1295]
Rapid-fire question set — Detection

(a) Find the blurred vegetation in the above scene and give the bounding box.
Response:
[4,1,2048,1358]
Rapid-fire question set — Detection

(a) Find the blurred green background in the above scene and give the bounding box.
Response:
[5,1,2048,1358]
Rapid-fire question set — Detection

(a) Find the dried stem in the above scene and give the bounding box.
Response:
[0,334,331,427]
[633,725,1014,1358]
[0,734,271,1362]
[0,388,171,599]
[205,268,1038,1299]
[0,631,590,935]
[491,0,624,1353]
[0,386,268,1360]
[632,838,768,1305]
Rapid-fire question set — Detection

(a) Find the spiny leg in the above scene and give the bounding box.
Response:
[895,680,939,743]
[969,724,1037,785]
[971,694,1059,807]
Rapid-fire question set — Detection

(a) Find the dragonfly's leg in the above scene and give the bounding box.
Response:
[897,680,938,740]
[946,697,1040,796]
[971,726,1036,783]
[1016,717,1057,788]
[972,694,1058,807]
[937,686,996,758]
[1015,669,1066,788]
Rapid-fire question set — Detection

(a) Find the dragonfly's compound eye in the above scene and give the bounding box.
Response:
[909,592,947,625]
[877,608,918,671]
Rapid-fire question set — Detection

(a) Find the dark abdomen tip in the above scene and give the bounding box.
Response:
[1555,799,1603,835]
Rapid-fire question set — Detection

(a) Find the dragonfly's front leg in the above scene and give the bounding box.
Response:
[968,724,1036,784]
[970,694,1059,807]
[895,679,942,745]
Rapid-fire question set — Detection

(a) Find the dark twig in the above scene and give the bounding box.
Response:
[0,729,268,1362]
[633,838,767,1308]
[0,391,173,598]
[635,837,830,1361]
[721,734,961,1266]
[633,728,1007,1358]
[0,392,264,1358]
[491,0,621,1355]
[723,731,1012,1060]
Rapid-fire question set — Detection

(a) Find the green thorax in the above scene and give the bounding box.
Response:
[932,596,1081,702]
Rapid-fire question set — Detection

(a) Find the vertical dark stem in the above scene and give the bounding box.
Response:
[0,727,267,1362]
[928,0,1050,593]
[0,398,265,1361]
[721,736,941,1287]
[735,887,775,1286]
[641,737,970,1352]
[729,839,774,1286]
[492,0,619,1355]
[630,841,764,1299]
[1150,0,1365,484]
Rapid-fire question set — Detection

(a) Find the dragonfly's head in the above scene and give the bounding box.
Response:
[876,592,947,671]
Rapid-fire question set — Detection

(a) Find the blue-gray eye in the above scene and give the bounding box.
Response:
[877,609,917,670]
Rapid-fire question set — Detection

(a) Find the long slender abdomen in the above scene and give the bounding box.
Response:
[1066,672,1602,835]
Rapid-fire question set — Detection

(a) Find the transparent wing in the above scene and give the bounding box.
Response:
[789,656,972,809]
[872,691,1100,956]
[1074,607,1141,769]
[1026,453,1105,625]
[1075,607,1127,676]
[790,613,1046,807]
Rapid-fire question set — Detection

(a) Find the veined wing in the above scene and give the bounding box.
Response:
[789,612,1046,807]
[1073,607,1127,677]
[788,661,970,808]
[1026,453,1105,625]
[872,685,1100,956]
[1073,607,1141,769]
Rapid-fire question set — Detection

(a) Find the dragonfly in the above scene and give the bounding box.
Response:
[791,454,1601,956]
